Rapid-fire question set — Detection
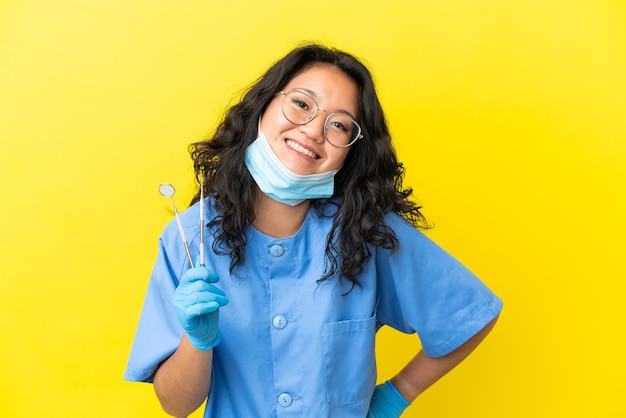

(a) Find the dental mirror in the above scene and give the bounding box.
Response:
[159,183,194,268]
[158,183,175,198]
[199,173,205,267]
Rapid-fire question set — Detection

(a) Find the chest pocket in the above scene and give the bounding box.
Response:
[321,316,377,407]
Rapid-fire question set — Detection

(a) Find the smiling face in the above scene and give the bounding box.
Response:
[259,64,360,176]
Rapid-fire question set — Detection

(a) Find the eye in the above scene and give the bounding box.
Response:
[329,119,349,132]
[291,98,310,111]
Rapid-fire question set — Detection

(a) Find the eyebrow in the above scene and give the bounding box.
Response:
[296,87,358,120]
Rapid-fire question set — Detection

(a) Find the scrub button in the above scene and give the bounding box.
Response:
[278,393,293,407]
[270,245,284,257]
[273,315,287,329]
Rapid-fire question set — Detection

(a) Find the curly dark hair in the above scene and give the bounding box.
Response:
[189,43,428,292]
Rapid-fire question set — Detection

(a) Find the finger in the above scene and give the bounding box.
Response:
[180,266,215,283]
[185,301,220,316]
[181,267,210,283]
[181,281,226,298]
[204,283,225,297]
[181,266,219,284]
[206,270,219,284]
[178,278,221,294]
[191,290,229,307]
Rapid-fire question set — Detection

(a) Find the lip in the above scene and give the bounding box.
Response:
[285,138,320,160]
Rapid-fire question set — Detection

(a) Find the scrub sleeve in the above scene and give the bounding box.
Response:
[375,213,503,357]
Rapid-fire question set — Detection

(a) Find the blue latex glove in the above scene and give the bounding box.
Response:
[367,380,410,418]
[173,264,229,350]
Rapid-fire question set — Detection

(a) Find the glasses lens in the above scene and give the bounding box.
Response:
[325,114,361,147]
[282,90,317,124]
[281,89,362,147]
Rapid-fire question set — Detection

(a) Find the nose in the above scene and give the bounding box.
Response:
[299,112,326,143]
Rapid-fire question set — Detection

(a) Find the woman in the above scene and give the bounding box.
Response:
[125,44,502,417]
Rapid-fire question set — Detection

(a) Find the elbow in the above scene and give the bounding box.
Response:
[155,390,206,418]
[154,372,207,418]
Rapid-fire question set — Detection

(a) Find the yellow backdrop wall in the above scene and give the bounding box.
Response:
[1,1,625,417]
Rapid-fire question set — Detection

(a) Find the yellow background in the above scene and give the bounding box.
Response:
[1,0,625,416]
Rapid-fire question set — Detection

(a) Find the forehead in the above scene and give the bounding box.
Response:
[284,64,356,91]
[283,65,360,112]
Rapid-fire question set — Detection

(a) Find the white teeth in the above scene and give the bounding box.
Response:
[286,139,318,159]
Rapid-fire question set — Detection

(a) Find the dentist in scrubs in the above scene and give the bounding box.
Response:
[125,43,503,417]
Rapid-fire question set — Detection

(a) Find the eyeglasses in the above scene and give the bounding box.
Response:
[278,89,363,148]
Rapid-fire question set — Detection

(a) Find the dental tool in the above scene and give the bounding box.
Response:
[199,171,205,267]
[159,183,194,268]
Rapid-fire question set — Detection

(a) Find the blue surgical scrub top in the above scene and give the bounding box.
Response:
[125,200,502,417]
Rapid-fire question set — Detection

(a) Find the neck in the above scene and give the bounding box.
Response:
[252,189,310,238]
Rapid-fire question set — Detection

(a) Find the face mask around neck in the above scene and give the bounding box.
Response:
[244,131,338,206]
